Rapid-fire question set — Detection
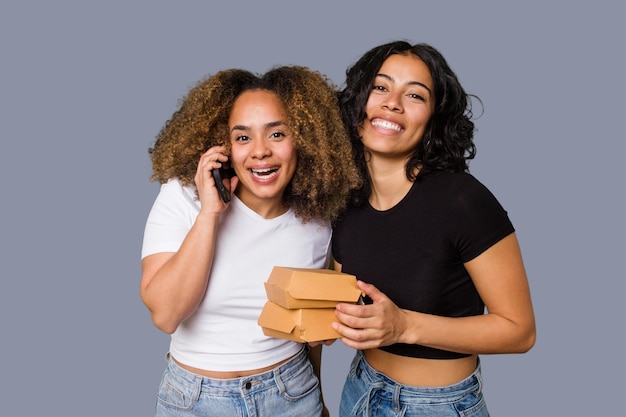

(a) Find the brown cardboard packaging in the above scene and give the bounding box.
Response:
[258,301,341,342]
[263,266,361,309]
[258,267,362,342]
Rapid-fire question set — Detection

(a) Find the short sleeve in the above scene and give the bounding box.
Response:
[448,175,515,263]
[141,179,200,259]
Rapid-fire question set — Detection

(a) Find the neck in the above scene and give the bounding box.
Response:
[367,157,414,211]
[235,193,288,219]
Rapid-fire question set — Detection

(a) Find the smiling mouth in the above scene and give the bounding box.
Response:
[251,167,279,178]
[372,119,403,132]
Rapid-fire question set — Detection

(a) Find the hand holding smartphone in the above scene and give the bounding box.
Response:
[212,162,235,203]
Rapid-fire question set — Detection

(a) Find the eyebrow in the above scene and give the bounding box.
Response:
[230,120,285,133]
[376,73,432,95]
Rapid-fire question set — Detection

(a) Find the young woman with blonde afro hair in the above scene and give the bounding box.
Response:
[149,66,359,223]
[141,66,359,417]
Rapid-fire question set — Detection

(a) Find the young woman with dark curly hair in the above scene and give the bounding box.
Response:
[331,41,536,416]
[141,66,360,417]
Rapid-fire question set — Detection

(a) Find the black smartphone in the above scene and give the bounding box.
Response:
[212,163,235,203]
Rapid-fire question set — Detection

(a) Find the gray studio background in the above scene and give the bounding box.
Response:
[1,1,623,416]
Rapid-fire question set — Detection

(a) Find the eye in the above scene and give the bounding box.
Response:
[269,131,287,140]
[234,134,250,143]
[408,93,426,102]
[372,84,387,92]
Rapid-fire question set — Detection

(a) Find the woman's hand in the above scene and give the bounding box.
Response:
[332,280,409,350]
[194,146,238,212]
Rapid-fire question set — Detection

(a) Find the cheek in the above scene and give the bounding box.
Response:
[279,146,298,178]
[412,109,433,128]
[283,151,297,171]
[363,98,376,116]
[278,141,297,164]
[228,148,246,171]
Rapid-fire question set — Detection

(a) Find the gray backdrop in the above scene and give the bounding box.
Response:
[1,1,623,416]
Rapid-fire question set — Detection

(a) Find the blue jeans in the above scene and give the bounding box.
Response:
[339,351,489,417]
[155,346,322,417]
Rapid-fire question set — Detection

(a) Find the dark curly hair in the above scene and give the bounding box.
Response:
[149,66,361,223]
[339,41,479,205]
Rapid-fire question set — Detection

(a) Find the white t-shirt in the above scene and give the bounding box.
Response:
[142,179,332,371]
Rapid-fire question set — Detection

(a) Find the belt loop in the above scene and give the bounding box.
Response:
[273,365,286,395]
[392,383,401,413]
[473,357,483,395]
[192,375,202,402]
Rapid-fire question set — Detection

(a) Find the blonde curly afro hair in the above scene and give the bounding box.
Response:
[149,66,360,223]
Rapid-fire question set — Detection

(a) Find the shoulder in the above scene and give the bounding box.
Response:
[159,178,195,195]
[149,178,200,217]
[420,171,483,188]
[415,172,506,219]
[156,178,197,203]
[419,171,495,199]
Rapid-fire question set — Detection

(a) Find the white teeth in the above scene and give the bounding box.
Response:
[251,168,278,178]
[372,119,402,131]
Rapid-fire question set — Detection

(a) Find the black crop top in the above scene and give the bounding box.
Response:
[332,172,515,359]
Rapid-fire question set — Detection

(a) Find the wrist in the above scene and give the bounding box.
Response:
[197,209,221,220]
[398,309,420,345]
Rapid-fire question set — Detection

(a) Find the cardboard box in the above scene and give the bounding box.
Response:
[258,301,341,342]
[258,267,362,342]
[263,266,361,309]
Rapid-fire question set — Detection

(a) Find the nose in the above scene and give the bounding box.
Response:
[251,138,271,159]
[382,92,402,112]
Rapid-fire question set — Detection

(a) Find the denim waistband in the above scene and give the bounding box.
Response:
[352,350,483,404]
[166,345,309,395]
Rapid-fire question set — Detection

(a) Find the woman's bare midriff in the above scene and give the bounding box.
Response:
[364,349,477,387]
[173,354,295,379]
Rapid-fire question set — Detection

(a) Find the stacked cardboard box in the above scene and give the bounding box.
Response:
[258,266,361,342]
